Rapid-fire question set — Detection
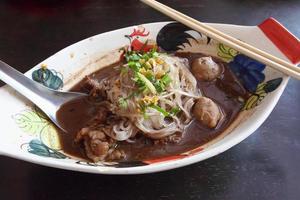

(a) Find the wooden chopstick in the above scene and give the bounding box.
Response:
[140,0,300,80]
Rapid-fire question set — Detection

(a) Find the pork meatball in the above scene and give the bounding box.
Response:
[193,97,222,128]
[191,57,221,81]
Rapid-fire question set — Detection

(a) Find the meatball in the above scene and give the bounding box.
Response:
[193,97,222,128]
[191,57,221,81]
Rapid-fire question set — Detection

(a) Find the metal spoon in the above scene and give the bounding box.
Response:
[0,60,87,132]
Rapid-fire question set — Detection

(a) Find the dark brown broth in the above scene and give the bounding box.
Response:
[57,53,246,161]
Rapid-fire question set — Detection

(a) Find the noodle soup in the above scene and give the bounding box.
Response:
[57,48,247,162]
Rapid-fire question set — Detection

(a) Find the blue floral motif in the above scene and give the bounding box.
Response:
[26,139,67,159]
[32,68,63,90]
[229,54,266,92]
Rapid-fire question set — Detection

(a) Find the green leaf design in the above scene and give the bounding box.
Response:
[13,108,61,150]
[217,43,238,62]
[27,139,67,159]
[15,107,65,158]
[13,110,48,135]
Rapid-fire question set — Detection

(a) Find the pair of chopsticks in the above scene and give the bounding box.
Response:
[140,0,300,80]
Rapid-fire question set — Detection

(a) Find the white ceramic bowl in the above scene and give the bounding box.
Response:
[0,18,299,174]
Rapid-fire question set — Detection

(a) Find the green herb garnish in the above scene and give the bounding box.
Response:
[149,105,180,117]
[122,48,178,119]
[153,74,172,93]
[170,107,181,116]
[150,104,169,117]
[161,74,172,85]
[128,61,141,72]
[136,72,157,94]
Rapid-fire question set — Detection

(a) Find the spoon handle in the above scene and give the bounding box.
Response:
[0,60,56,111]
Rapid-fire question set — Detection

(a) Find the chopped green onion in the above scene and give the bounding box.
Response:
[161,74,172,85]
[142,54,150,60]
[150,104,169,117]
[170,107,181,116]
[138,85,147,93]
[118,92,140,109]
[153,74,172,93]
[128,61,141,72]
[150,47,158,55]
[145,73,155,82]
[136,72,157,94]
[130,54,140,61]
[152,52,159,57]
[153,80,165,93]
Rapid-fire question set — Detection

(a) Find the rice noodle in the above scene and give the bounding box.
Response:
[101,54,201,140]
